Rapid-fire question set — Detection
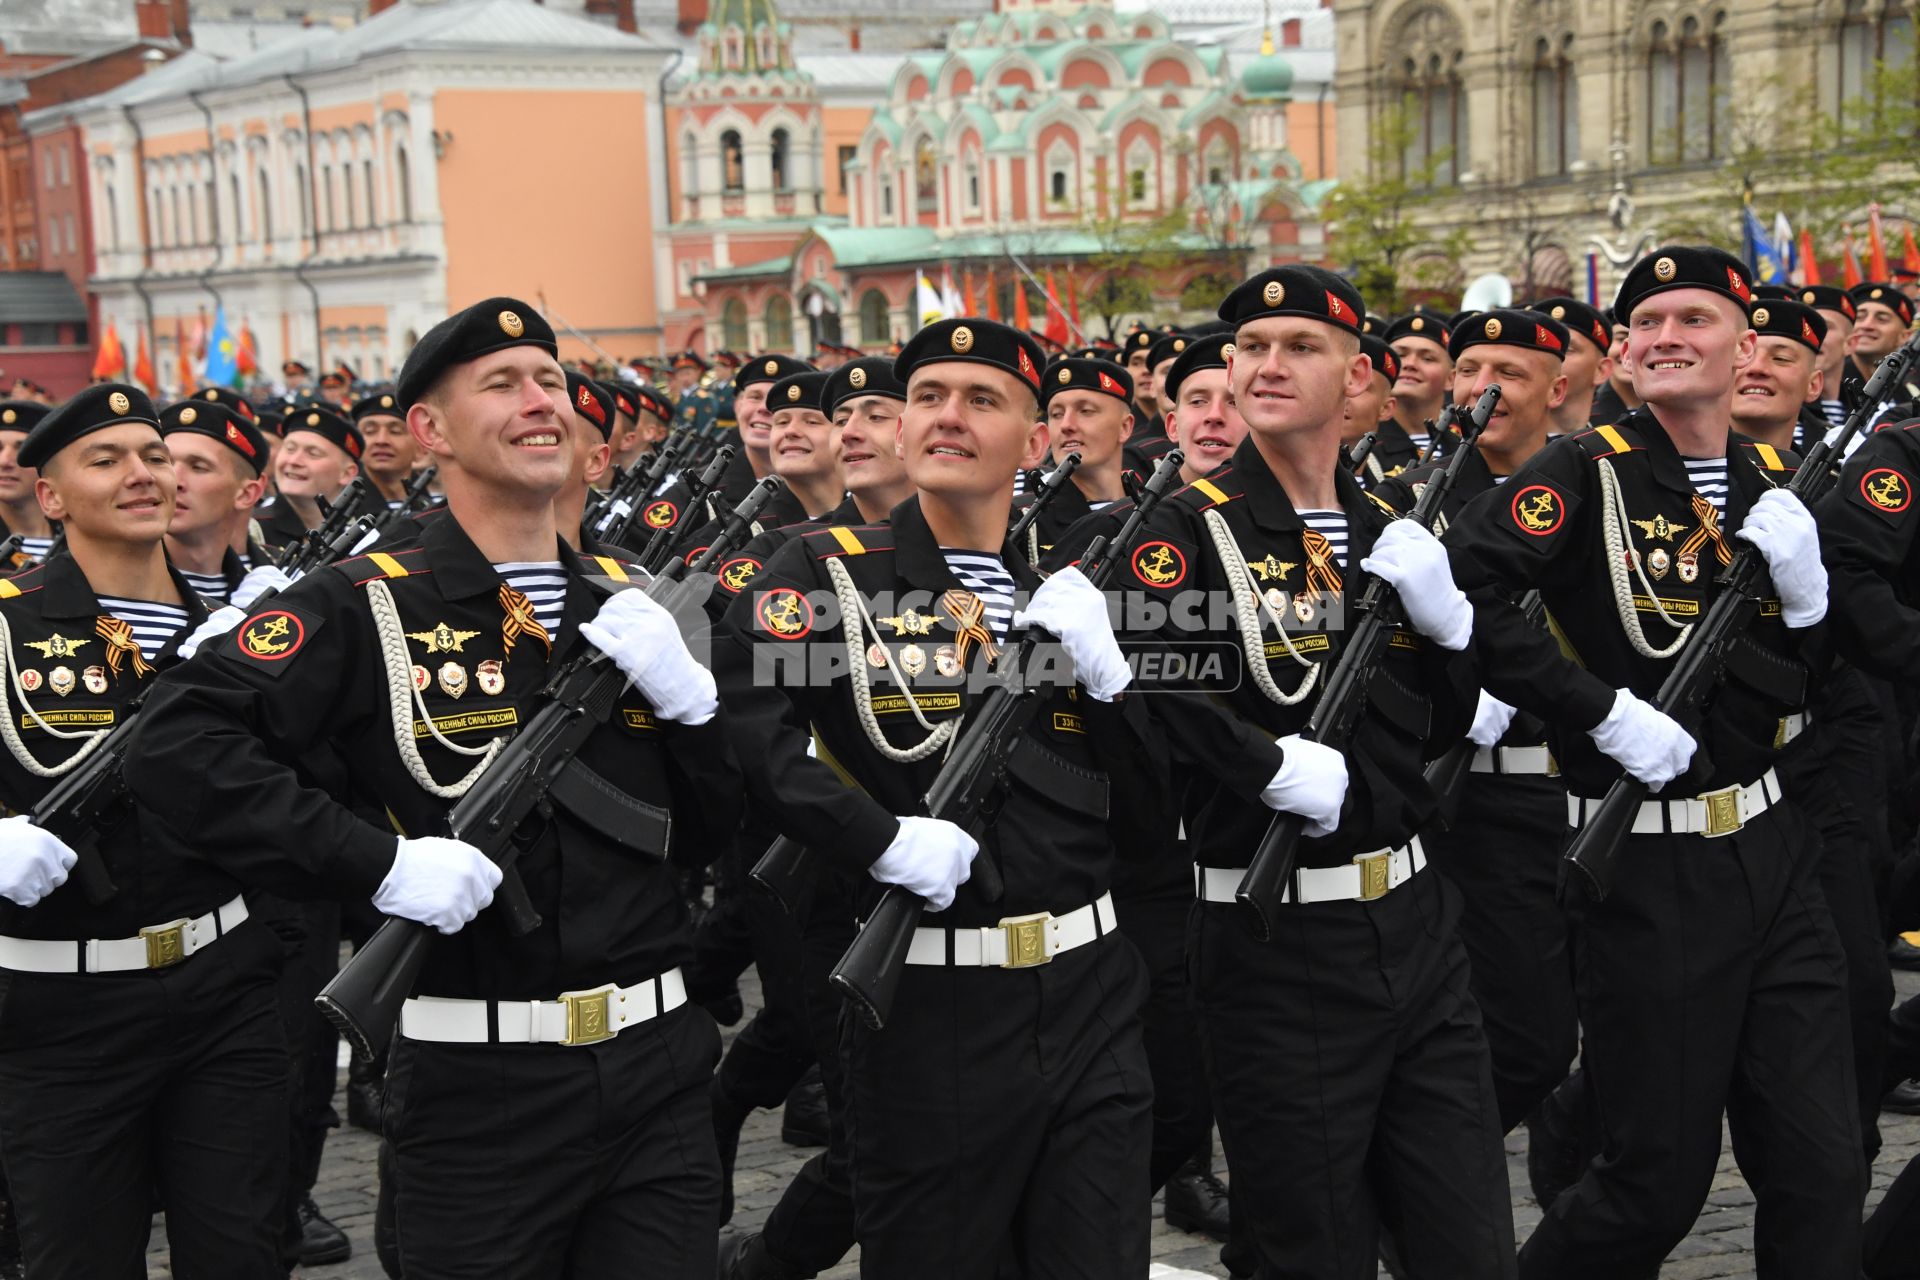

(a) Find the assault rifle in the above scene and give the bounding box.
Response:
[590,429,691,541]
[1561,330,1920,901]
[368,466,439,541]
[317,474,790,1061]
[1233,386,1501,940]
[1010,453,1082,565]
[1348,432,1377,479]
[276,479,375,576]
[828,450,1188,1030]
[635,447,735,574]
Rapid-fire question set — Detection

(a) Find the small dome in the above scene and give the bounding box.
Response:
[1240,42,1293,100]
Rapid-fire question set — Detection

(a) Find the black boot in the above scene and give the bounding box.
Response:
[718,1231,808,1280]
[780,1067,829,1148]
[0,1189,21,1280]
[713,1077,752,1227]
[1524,1092,1589,1211]
[296,1196,353,1267]
[1162,1150,1231,1242]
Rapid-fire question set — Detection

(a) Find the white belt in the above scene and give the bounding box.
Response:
[901,893,1117,968]
[1197,837,1426,906]
[1471,745,1557,776]
[1776,711,1806,748]
[399,967,687,1047]
[1566,768,1781,838]
[0,896,249,974]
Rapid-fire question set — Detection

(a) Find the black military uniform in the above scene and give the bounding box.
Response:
[1123,267,1513,1279]
[1445,247,1863,1277]
[0,401,54,570]
[714,320,1162,1278]
[1371,310,1578,1135]
[254,406,370,553]
[1013,356,1135,567]
[1842,284,1919,415]
[125,302,740,1278]
[0,385,287,1278]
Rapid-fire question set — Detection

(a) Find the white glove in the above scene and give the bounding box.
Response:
[1588,689,1696,791]
[1467,690,1517,748]
[1734,489,1828,628]
[578,588,719,725]
[1010,566,1131,701]
[1359,521,1472,650]
[867,816,977,912]
[1260,734,1349,838]
[372,836,503,935]
[0,815,77,907]
[230,564,293,610]
[179,605,246,660]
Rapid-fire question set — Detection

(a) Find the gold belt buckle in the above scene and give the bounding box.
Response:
[140,919,191,969]
[558,984,618,1045]
[1703,785,1744,837]
[997,912,1053,969]
[1353,851,1392,901]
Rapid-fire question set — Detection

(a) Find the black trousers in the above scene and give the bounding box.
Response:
[258,894,343,1261]
[1421,771,1577,1132]
[1193,864,1515,1280]
[1116,863,1213,1191]
[1519,801,1864,1280]
[0,919,288,1280]
[385,1001,723,1279]
[716,883,815,1110]
[843,932,1152,1279]
[1866,1150,1920,1279]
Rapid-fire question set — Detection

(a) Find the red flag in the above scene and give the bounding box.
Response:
[1869,204,1891,281]
[1904,225,1920,277]
[191,308,208,362]
[1013,276,1031,331]
[964,270,978,316]
[984,269,1001,322]
[1799,229,1821,286]
[132,327,156,393]
[1043,269,1069,345]
[91,325,125,381]
[174,316,193,391]
[236,320,259,378]
[1067,271,1081,334]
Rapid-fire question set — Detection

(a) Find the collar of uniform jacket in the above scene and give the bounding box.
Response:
[40,551,212,658]
[883,494,1042,596]
[413,504,603,666]
[1615,406,1774,526]
[1226,433,1382,542]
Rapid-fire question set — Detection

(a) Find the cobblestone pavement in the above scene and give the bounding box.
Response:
[146,969,1918,1279]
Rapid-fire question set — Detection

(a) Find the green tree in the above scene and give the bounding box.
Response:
[1075,180,1191,339]
[1323,96,1471,314]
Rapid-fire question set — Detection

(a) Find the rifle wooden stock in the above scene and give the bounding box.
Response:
[316,476,788,1061]
[829,452,1187,1030]
[1234,388,1501,940]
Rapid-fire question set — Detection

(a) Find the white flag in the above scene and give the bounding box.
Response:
[916,272,948,328]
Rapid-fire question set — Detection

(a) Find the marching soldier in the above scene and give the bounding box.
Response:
[1120,265,1514,1278]
[255,405,366,551]
[1347,335,1402,484]
[1532,297,1615,434]
[1160,333,1249,487]
[1842,284,1918,422]
[1384,307,1455,456]
[1445,246,1864,1277]
[1586,312,1642,424]
[157,397,278,604]
[1790,285,1860,432]
[125,298,741,1277]
[0,384,285,1278]
[0,402,56,567]
[1013,355,1134,566]
[351,390,422,510]
[714,317,1165,1278]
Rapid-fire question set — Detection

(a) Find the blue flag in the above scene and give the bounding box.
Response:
[1743,205,1786,285]
[203,305,238,386]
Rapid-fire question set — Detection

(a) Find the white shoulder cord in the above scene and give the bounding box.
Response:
[366,579,505,798]
[1025,523,1040,571]
[1595,456,1691,660]
[1202,508,1319,707]
[0,611,110,779]
[824,555,956,763]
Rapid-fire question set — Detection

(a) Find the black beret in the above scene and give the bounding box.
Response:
[825,357,907,415]
[1161,335,1235,401]
[565,371,616,441]
[1446,309,1480,334]
[769,370,832,415]
[735,354,816,390]
[604,382,639,421]
[395,296,558,410]
[0,400,50,434]
[1359,334,1399,383]
[633,387,674,422]
[1041,357,1134,409]
[349,390,403,422]
[894,319,1045,395]
[1748,299,1827,354]
[1850,282,1915,327]
[159,398,270,475]
[1219,265,1364,334]
[1614,244,1754,320]
[1752,284,1795,301]
[20,383,159,469]
[1384,307,1451,349]
[190,385,257,422]
[1186,318,1236,338]
[1797,285,1857,321]
[1145,332,1195,370]
[1532,297,1612,355]
[281,404,365,462]
[255,404,285,437]
[1120,327,1156,355]
[1448,308,1569,361]
[1360,313,1391,337]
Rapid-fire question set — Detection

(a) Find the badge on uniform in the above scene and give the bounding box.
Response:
[476,660,504,696]
[49,666,74,697]
[438,662,468,698]
[1677,552,1699,584]
[411,664,430,693]
[24,633,89,660]
[1264,587,1289,617]
[1647,547,1671,580]
[866,641,889,669]
[82,666,107,695]
[406,622,481,654]
[1293,592,1315,624]
[18,669,41,692]
[934,645,961,678]
[898,644,927,677]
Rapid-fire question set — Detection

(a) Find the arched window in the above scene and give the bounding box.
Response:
[963,149,981,213]
[770,128,790,190]
[682,132,698,196]
[343,162,357,229]
[722,130,745,193]
[881,177,895,219]
[1125,138,1155,207]
[1838,0,1914,106]
[764,294,794,351]
[319,164,334,231]
[1390,6,1468,186]
[1647,13,1728,165]
[103,181,117,250]
[229,172,241,242]
[256,168,272,242]
[1532,34,1577,177]
[859,288,890,345]
[363,158,376,224]
[395,147,412,222]
[1045,141,1075,207]
[723,297,750,350]
[914,138,937,211]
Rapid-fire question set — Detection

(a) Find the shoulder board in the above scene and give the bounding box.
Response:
[1365,491,1401,515]
[1572,422,1645,459]
[0,564,48,599]
[587,554,636,582]
[800,524,892,559]
[337,548,430,586]
[1176,470,1240,510]
[1737,440,1798,472]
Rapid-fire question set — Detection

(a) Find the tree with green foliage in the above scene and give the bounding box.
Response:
[1074,180,1192,339]
[1322,97,1472,314]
